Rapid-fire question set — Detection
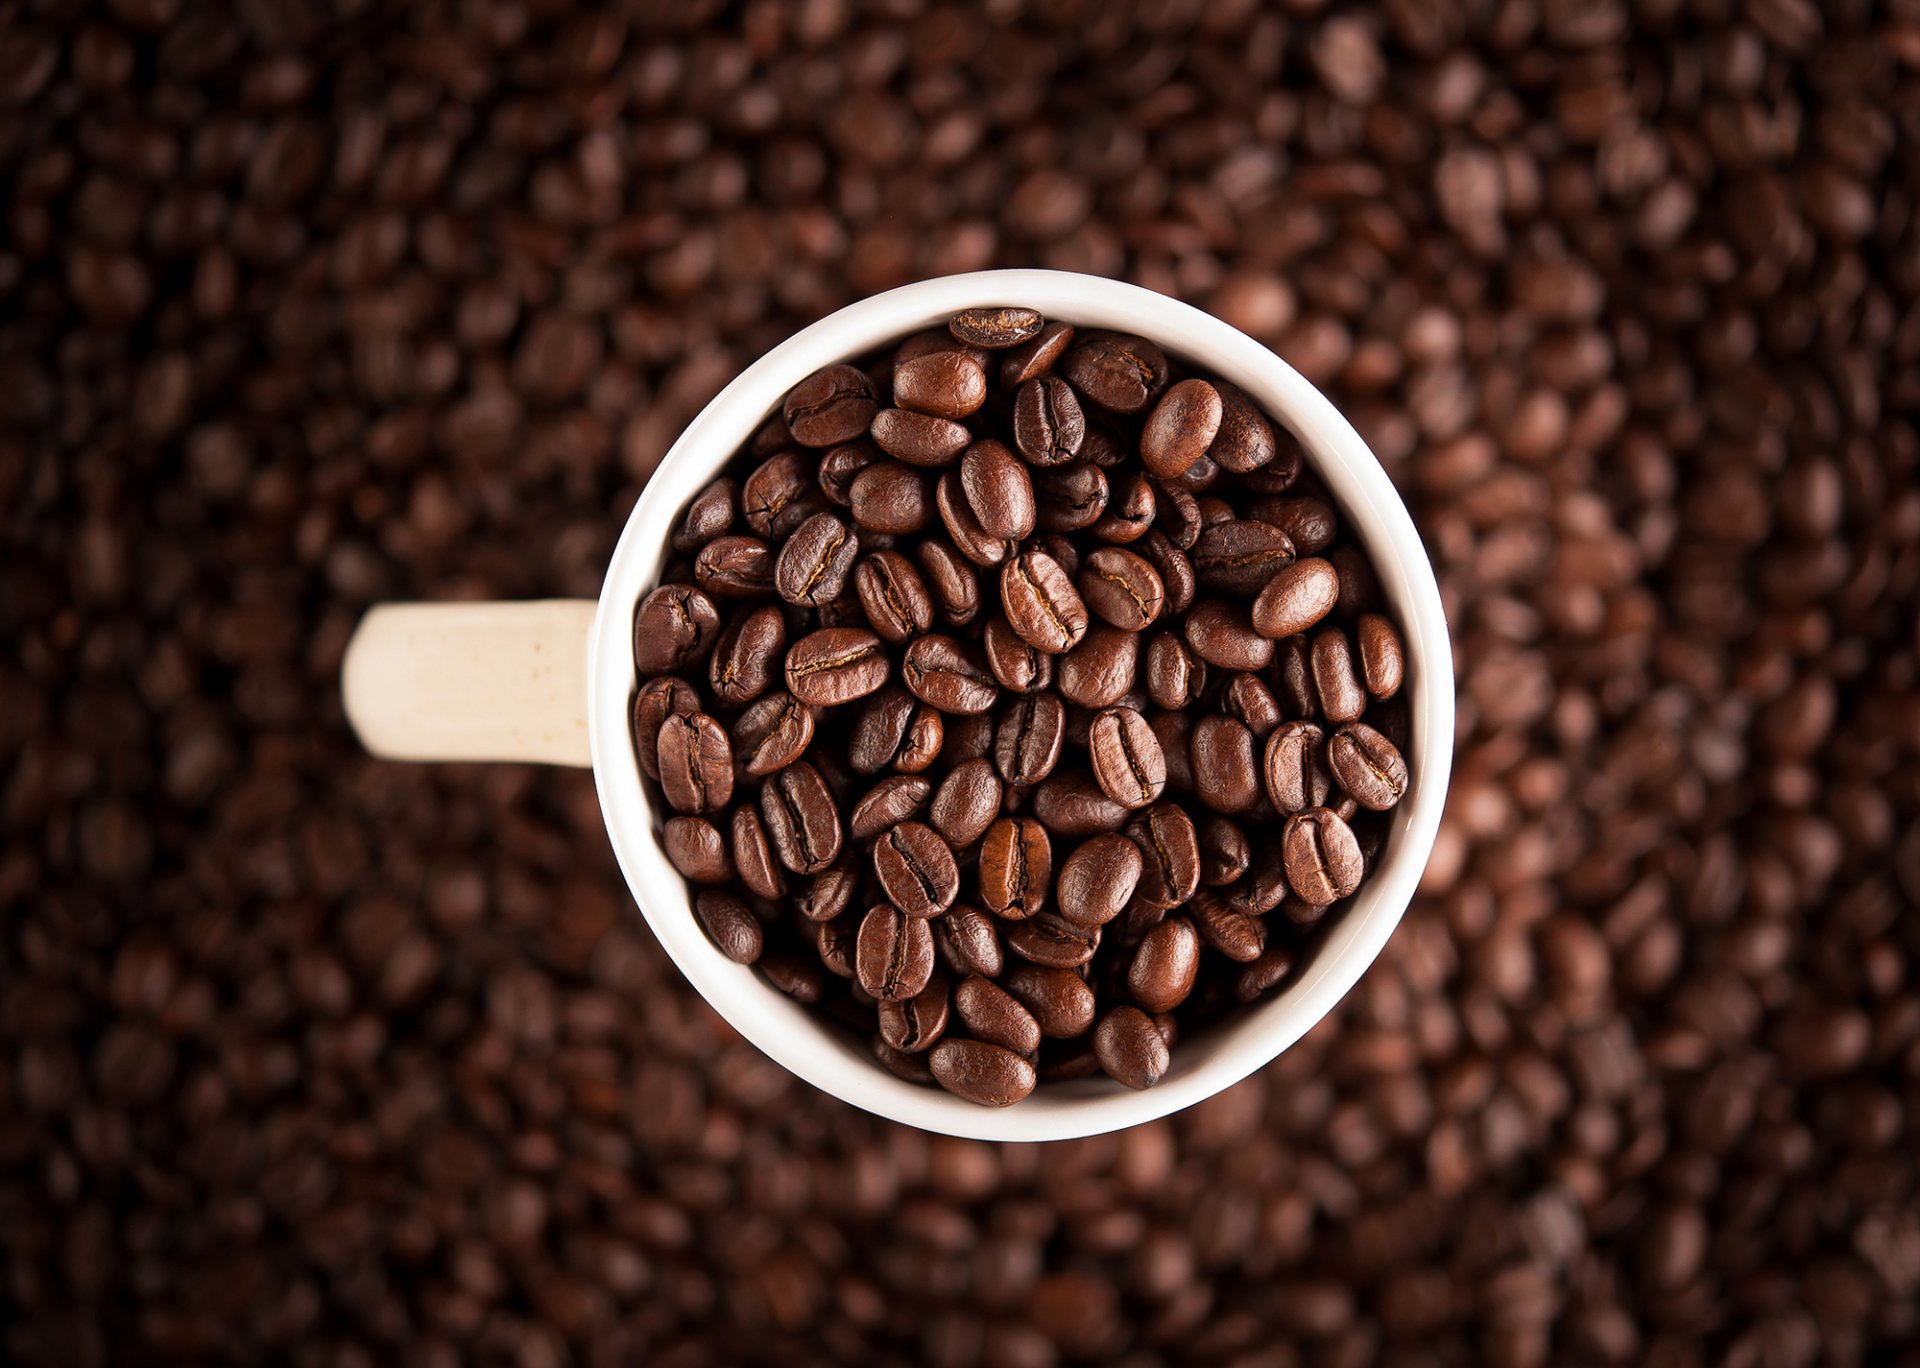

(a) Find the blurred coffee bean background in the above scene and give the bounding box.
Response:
[4,0,1919,1363]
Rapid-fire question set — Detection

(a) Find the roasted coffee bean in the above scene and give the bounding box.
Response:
[785,627,889,706]
[1140,379,1223,479]
[709,604,786,705]
[774,512,858,607]
[1219,675,1279,740]
[634,584,722,676]
[848,461,934,534]
[732,691,815,776]
[895,327,988,365]
[1192,519,1297,595]
[1128,803,1201,911]
[902,634,999,714]
[1329,542,1381,618]
[1137,532,1197,619]
[952,976,1040,1055]
[1078,546,1165,632]
[1264,721,1331,814]
[1274,633,1319,718]
[982,614,1054,694]
[1002,964,1098,1039]
[1056,834,1143,927]
[853,549,934,644]
[1207,381,1279,473]
[856,903,935,1001]
[1234,946,1298,1003]
[1251,557,1340,639]
[816,913,860,978]
[1250,494,1337,556]
[877,972,949,1053]
[673,476,737,553]
[872,821,959,919]
[943,710,995,765]
[657,712,734,814]
[1223,847,1288,918]
[1191,714,1259,814]
[959,439,1036,540]
[1007,912,1101,968]
[742,450,823,539]
[1056,626,1140,708]
[871,407,973,466]
[998,319,1075,386]
[694,890,763,965]
[817,439,884,507]
[664,816,732,885]
[1144,631,1207,710]
[731,805,787,901]
[917,539,981,626]
[760,761,843,874]
[1328,722,1409,811]
[894,704,943,773]
[1357,613,1405,699]
[1012,375,1085,465]
[1092,473,1155,543]
[1087,706,1166,810]
[1031,461,1110,532]
[929,759,1003,848]
[937,905,1005,980]
[994,691,1066,788]
[1128,916,1201,1013]
[761,952,827,1003]
[1183,598,1275,671]
[1000,549,1090,654]
[1197,816,1251,887]
[935,471,1014,568]
[871,1036,936,1084]
[928,1039,1036,1107]
[1061,331,1167,414]
[978,817,1051,920]
[784,363,878,446]
[1094,1007,1171,1090]
[1281,807,1363,905]
[850,775,933,842]
[850,687,918,774]
[894,351,987,419]
[632,675,700,780]
[1311,628,1367,724]
[950,306,1044,350]
[695,535,776,598]
[795,859,857,923]
[1029,766,1132,836]
[1190,889,1268,965]
[1153,481,1204,550]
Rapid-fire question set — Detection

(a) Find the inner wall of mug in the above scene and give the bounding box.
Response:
[588,270,1453,1141]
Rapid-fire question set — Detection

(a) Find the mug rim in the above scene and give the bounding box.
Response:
[587,269,1455,1141]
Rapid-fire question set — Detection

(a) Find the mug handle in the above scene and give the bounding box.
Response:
[342,600,600,767]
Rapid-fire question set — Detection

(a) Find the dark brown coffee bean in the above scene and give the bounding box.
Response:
[1198,816,1251,886]
[1077,547,1164,632]
[1152,482,1204,550]
[1056,626,1140,708]
[952,977,1040,1055]
[731,805,787,900]
[894,351,987,419]
[634,584,722,676]
[1006,912,1101,968]
[1087,706,1166,810]
[959,439,1036,541]
[632,676,700,780]
[1056,833,1143,928]
[1274,633,1319,718]
[1251,557,1341,639]
[761,952,827,1003]
[1151,711,1196,797]
[663,816,732,884]
[1328,722,1409,811]
[1136,534,1196,621]
[937,905,1005,980]
[1192,519,1297,595]
[848,461,933,534]
[1191,714,1259,814]
[795,859,857,923]
[1282,807,1363,905]
[1144,631,1206,710]
[1223,846,1288,918]
[873,821,959,919]
[1311,627,1367,724]
[917,539,980,626]
[1250,494,1337,556]
[709,604,786,705]
[784,363,878,446]
[1140,379,1223,479]
[694,890,763,964]
[994,691,1066,788]
[978,817,1051,920]
[1001,964,1097,1039]
[760,761,843,874]
[742,450,824,539]
[850,687,917,775]
[850,775,933,842]
[950,306,1045,350]
[732,691,814,776]
[877,972,949,1054]
[929,1039,1036,1107]
[943,710,995,765]
[1061,331,1168,414]
[673,476,737,553]
[1357,612,1405,699]
[1128,916,1200,1013]
[1221,673,1282,739]
[1206,380,1278,473]
[1029,767,1132,836]
[773,513,858,607]
[895,327,988,365]
[784,627,889,706]
[870,407,973,466]
[1000,550,1089,655]
[856,903,935,1001]
[1234,946,1298,1003]
[657,712,734,814]
[1264,721,1331,814]
[1190,889,1267,964]
[1094,1006,1171,1090]
[871,1036,936,1084]
[1011,376,1085,465]
[1031,461,1110,532]
[815,910,861,979]
[853,549,934,644]
[902,634,999,714]
[935,470,1014,568]
[894,703,943,774]
[1128,803,1201,911]
[998,320,1075,386]
[695,535,776,598]
[817,439,884,507]
[983,614,1054,694]
[1092,472,1155,544]
[929,759,1003,849]
[1328,542,1381,618]
[1184,598,1275,671]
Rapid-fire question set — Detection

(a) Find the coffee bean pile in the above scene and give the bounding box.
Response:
[634,309,1414,1104]
[5,0,1920,1362]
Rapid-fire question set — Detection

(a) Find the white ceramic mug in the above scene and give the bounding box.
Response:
[342,269,1454,1141]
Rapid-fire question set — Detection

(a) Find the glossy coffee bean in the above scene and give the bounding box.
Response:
[760,761,843,874]
[1128,916,1200,1013]
[1198,816,1251,886]
[657,712,733,814]
[742,450,823,539]
[1192,519,1296,595]
[1031,461,1109,532]
[1234,946,1299,1003]
[902,634,999,714]
[1056,626,1140,708]
[959,439,1035,540]
[1128,803,1201,911]
[952,976,1040,1055]
[855,903,935,1001]
[1056,833,1143,927]
[1207,380,1278,473]
[1221,672,1281,739]
[1251,556,1340,638]
[850,775,932,842]
[1358,612,1405,699]
[853,549,933,643]
[731,805,787,900]
[1087,706,1166,810]
[929,758,1003,848]
[732,691,815,776]
[709,604,786,705]
[1001,964,1097,1039]
[1011,375,1085,465]
[871,407,973,466]
[774,512,858,607]
[978,817,1051,920]
[794,859,857,923]
[1078,546,1164,631]
[1264,721,1331,815]
[634,584,722,676]
[672,476,736,553]
[1191,714,1259,814]
[1223,846,1288,918]
[694,890,763,964]
[872,821,959,919]
[877,972,949,1053]
[1140,379,1223,479]
[632,676,699,780]
[917,539,980,626]
[998,320,1075,387]
[1274,633,1319,718]
[1281,806,1364,905]
[1191,889,1267,964]
[949,306,1044,350]
[848,461,933,533]
[994,691,1065,787]
[1252,494,1338,555]
[871,1036,936,1084]
[663,816,732,884]
[1311,627,1367,724]
[1092,472,1155,543]
[937,905,1005,980]
[1061,331,1167,414]
[982,614,1054,694]
[928,1039,1036,1107]
[893,351,987,419]
[1328,722,1409,811]
[761,952,827,1003]
[1183,598,1274,671]
[817,439,883,507]
[784,363,878,446]
[784,627,889,706]
[1094,1006,1171,1089]
[850,687,919,774]
[1006,912,1101,968]
[1144,631,1207,710]
[695,535,776,598]
[1000,550,1090,654]
[935,470,1014,568]
[1029,767,1132,836]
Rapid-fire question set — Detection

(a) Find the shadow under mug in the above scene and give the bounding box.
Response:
[342,269,1455,1142]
